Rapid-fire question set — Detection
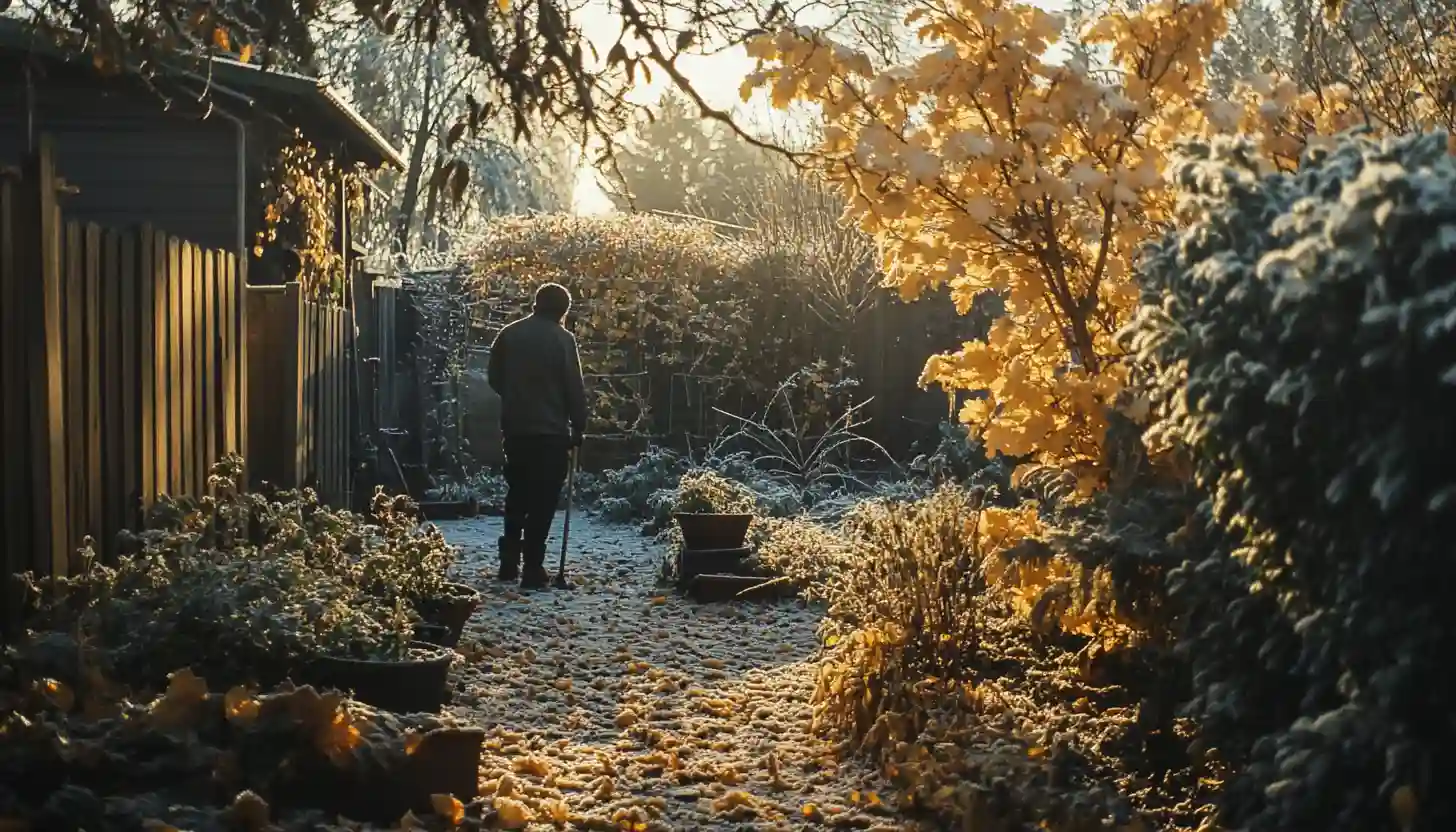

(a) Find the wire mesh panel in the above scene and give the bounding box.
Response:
[667,373,747,444]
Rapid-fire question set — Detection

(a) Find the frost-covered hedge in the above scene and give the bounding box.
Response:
[1124,130,1456,830]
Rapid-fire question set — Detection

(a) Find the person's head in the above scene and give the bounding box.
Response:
[533,282,572,321]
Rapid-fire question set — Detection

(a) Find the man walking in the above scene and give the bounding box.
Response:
[486,282,587,589]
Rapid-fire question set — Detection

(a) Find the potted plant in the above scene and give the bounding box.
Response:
[304,639,457,715]
[18,462,453,711]
[670,470,757,552]
[362,491,481,648]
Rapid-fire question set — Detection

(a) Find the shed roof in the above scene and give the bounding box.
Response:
[0,18,406,169]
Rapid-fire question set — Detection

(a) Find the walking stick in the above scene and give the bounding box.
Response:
[553,446,578,589]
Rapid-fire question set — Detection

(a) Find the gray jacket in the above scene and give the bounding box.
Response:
[487,313,588,439]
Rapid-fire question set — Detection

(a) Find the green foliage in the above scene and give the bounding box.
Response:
[669,470,757,516]
[19,458,449,691]
[907,419,1015,495]
[1124,129,1456,830]
[357,489,458,606]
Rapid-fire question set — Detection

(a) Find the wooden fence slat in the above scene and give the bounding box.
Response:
[120,230,141,527]
[193,245,206,491]
[64,221,84,556]
[0,176,28,627]
[221,254,237,455]
[200,249,214,486]
[27,143,70,583]
[168,237,184,496]
[84,224,103,552]
[288,284,304,487]
[101,229,123,559]
[236,255,248,474]
[339,308,350,505]
[323,307,334,503]
[210,253,223,468]
[176,241,190,496]
[337,309,346,505]
[302,296,315,490]
[145,229,163,501]
[332,308,339,504]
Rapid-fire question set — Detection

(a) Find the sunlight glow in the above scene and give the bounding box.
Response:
[571,165,617,215]
[564,0,1069,214]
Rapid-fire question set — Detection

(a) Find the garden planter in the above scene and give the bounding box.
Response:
[305,641,455,714]
[673,512,752,551]
[677,546,753,584]
[419,498,479,521]
[411,622,452,646]
[416,582,481,648]
[688,574,793,604]
[273,726,486,823]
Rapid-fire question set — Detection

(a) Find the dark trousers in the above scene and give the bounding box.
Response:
[502,435,572,553]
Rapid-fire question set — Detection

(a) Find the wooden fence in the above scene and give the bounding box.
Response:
[0,140,246,613]
[246,283,352,507]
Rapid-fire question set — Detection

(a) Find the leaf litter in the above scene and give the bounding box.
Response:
[438,515,912,830]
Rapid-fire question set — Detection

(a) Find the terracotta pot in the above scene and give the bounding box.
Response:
[672,512,752,551]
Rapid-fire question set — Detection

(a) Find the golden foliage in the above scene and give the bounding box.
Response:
[743,0,1242,483]
[255,132,365,303]
[811,487,1004,743]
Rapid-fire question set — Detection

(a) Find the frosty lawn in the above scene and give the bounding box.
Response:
[438,514,907,830]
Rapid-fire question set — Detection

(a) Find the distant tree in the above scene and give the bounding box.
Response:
[601,91,783,224]
[313,30,573,255]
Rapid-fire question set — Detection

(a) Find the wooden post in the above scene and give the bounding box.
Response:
[21,138,69,579]
[285,282,304,488]
[1,165,31,635]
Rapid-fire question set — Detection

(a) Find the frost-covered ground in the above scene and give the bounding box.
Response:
[435,515,915,830]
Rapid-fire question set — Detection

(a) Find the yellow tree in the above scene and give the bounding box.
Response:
[743,0,1236,487]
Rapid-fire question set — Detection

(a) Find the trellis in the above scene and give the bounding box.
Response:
[471,279,774,446]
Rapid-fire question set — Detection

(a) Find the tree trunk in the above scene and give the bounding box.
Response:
[393,45,439,253]
[422,151,444,250]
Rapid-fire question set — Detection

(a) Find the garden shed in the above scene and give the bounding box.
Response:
[0,18,404,270]
[0,20,405,633]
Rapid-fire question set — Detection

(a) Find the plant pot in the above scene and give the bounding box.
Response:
[687,573,792,603]
[419,499,479,521]
[412,622,452,646]
[305,641,454,714]
[417,582,481,648]
[677,546,753,584]
[673,512,753,551]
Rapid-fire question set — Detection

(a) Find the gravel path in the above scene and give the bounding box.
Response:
[435,515,912,831]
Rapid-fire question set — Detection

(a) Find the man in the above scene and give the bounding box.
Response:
[486,282,588,589]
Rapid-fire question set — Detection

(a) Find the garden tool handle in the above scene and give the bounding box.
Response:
[557,446,578,578]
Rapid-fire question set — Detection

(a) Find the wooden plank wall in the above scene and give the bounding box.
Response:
[51,226,243,559]
[1,139,246,634]
[245,283,352,508]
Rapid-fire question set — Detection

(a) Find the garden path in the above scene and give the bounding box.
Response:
[435,515,914,831]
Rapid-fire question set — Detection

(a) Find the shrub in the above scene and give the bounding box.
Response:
[21,458,431,690]
[666,469,757,516]
[1123,129,1456,830]
[811,486,1002,745]
[466,214,870,437]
